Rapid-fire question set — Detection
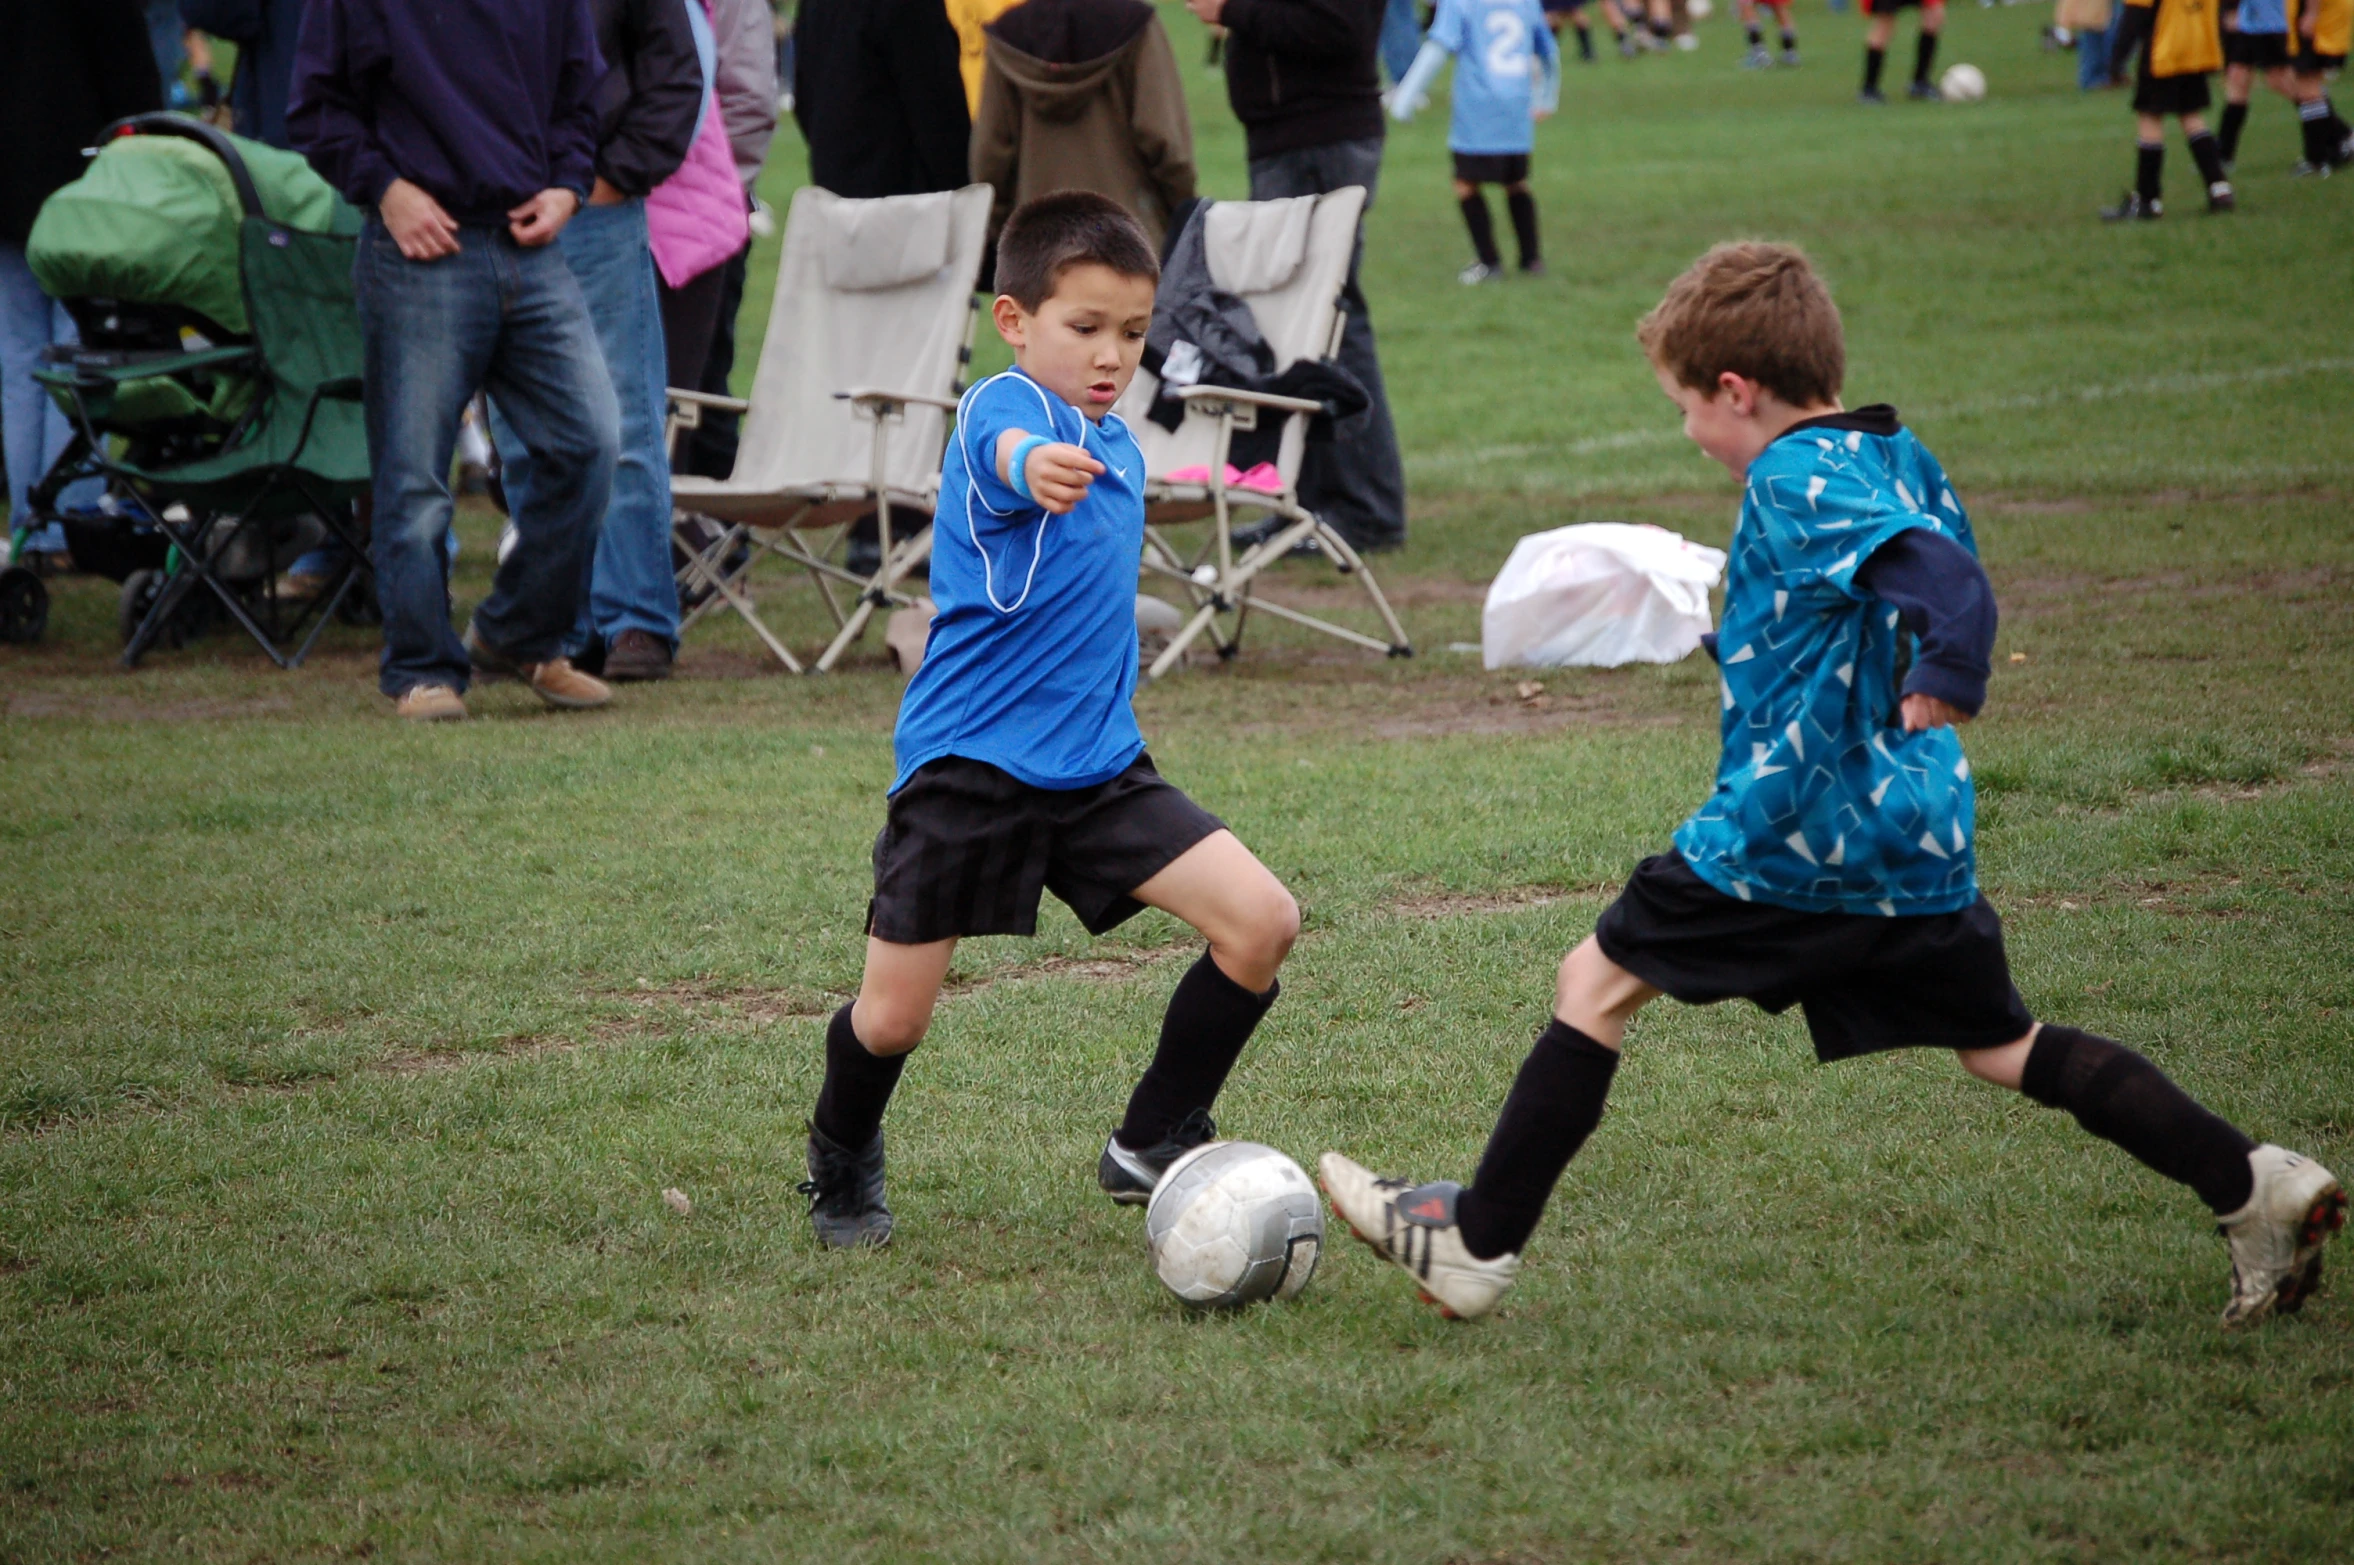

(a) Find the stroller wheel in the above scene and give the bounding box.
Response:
[0,566,48,645]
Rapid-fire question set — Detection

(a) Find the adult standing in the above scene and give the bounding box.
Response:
[178,0,305,148]
[1185,0,1407,553]
[290,0,619,721]
[0,0,161,558]
[791,0,970,574]
[491,0,703,685]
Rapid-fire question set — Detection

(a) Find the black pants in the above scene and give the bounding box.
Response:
[1245,137,1409,551]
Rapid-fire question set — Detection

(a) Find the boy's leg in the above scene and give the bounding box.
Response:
[803,935,957,1248]
[1320,937,1660,1319]
[1862,10,1895,97]
[1910,1,1945,94]
[1099,830,1298,1198]
[2220,65,2252,163]
[2180,111,2234,201]
[1959,1023,2345,1326]
[1455,179,1503,270]
[1504,181,1543,272]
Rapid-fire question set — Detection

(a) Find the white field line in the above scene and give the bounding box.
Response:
[1407,357,2354,476]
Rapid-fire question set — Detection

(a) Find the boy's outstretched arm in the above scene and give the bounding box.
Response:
[1855,529,1996,730]
[993,429,1104,516]
[1387,38,1451,119]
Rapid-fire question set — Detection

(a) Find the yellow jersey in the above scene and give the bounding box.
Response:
[2128,0,2223,76]
[2289,0,2351,56]
[945,0,1024,114]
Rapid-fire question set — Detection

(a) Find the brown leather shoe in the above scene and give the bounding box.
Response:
[520,657,611,710]
[602,628,673,682]
[394,684,467,722]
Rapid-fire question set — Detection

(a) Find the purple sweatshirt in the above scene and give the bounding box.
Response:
[288,0,604,226]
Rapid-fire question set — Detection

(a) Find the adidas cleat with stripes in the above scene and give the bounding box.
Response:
[2218,1145,2347,1328]
[1316,1152,1521,1320]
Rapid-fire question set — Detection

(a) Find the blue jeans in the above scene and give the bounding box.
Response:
[0,242,101,545]
[1380,0,1424,82]
[1246,138,1408,548]
[491,199,677,657]
[2077,17,2114,87]
[354,219,618,698]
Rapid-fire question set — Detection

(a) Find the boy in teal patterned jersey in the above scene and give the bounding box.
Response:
[1320,242,2343,1328]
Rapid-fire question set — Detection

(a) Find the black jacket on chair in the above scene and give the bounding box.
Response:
[793,0,971,198]
[0,0,163,244]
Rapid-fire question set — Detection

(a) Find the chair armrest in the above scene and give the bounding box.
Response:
[32,344,258,388]
[837,387,962,414]
[1177,383,1326,416]
[667,388,751,413]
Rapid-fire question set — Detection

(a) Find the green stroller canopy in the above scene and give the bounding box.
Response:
[25,127,359,338]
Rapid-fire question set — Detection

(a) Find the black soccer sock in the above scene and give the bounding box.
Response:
[812,1003,907,1151]
[1781,26,1798,49]
[2136,139,2164,202]
[2021,1025,2257,1214]
[2218,101,2249,164]
[1115,949,1278,1148]
[2188,129,2229,189]
[1914,29,1940,85]
[1505,188,1542,269]
[2299,98,2333,164]
[1455,1020,1622,1259]
[1747,22,1764,45]
[1458,191,1501,267]
[1864,45,1887,92]
[1575,21,1594,58]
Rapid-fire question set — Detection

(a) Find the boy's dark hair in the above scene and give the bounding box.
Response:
[1636,242,1844,408]
[995,191,1160,312]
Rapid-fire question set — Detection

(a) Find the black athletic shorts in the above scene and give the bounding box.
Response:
[2226,29,2292,67]
[1453,152,1532,184]
[866,754,1224,945]
[1594,853,2035,1063]
[2133,62,2213,115]
[2294,45,2347,71]
[1865,0,1938,15]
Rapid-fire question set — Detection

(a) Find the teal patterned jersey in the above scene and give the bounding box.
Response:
[1672,409,1981,916]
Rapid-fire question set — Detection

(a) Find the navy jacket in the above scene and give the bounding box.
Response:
[0,0,162,243]
[288,0,603,224]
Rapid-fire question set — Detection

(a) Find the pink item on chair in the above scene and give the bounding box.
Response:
[1162,462,1287,494]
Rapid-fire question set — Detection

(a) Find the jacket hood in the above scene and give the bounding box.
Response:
[986,0,1155,113]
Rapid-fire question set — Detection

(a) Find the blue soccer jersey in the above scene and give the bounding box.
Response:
[1672,412,1983,917]
[891,369,1148,794]
[1428,0,1557,154]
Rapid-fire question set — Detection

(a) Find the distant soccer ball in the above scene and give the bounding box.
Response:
[1688,0,1712,15]
[1146,1142,1324,1309]
[1940,63,1987,102]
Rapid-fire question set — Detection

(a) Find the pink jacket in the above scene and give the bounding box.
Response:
[645,0,751,288]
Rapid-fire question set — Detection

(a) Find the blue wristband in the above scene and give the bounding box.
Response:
[1005,435,1052,502]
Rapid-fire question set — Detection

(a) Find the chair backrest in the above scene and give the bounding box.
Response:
[239,217,368,484]
[727,184,992,496]
[1115,186,1366,484]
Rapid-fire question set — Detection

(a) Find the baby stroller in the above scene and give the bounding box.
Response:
[5,114,372,666]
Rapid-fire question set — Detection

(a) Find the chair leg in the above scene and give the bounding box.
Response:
[812,526,932,674]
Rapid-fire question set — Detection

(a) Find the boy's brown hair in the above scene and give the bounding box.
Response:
[995,190,1160,313]
[1636,242,1844,408]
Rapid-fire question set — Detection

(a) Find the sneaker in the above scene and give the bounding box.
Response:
[1780,46,1801,65]
[1519,258,1548,278]
[800,1125,893,1248]
[1674,30,1699,49]
[394,684,467,723]
[2206,183,2236,213]
[1316,1152,1522,1320]
[1859,87,1888,103]
[1458,261,1504,285]
[1741,43,1773,68]
[1618,33,1640,57]
[523,657,612,710]
[276,570,334,601]
[1098,1106,1218,1205]
[2218,1145,2346,1328]
[1908,79,1942,100]
[2289,159,2334,178]
[602,628,673,682]
[2099,190,2162,220]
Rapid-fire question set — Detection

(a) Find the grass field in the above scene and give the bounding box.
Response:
[4,6,2353,1560]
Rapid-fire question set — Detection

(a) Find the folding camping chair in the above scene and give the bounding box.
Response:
[666,183,991,673]
[28,116,370,669]
[1114,187,1412,680]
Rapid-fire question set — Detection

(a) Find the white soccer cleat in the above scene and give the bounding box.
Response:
[2217,1145,2347,1329]
[1317,1152,1521,1320]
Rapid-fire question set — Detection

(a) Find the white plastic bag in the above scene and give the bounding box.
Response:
[1481,522,1727,670]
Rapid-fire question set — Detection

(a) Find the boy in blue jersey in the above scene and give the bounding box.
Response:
[799,192,1302,1249]
[1321,242,2344,1327]
[1389,0,1561,283]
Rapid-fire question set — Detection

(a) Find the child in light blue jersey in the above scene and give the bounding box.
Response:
[798,192,1301,1252]
[1319,242,2344,1331]
[1388,0,1561,282]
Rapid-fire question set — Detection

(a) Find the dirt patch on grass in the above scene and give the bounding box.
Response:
[1994,564,2343,609]
[3,690,299,723]
[943,946,1190,996]
[1387,884,1601,918]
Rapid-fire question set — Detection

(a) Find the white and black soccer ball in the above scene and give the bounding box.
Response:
[1940,63,1987,102]
[1146,1141,1323,1309]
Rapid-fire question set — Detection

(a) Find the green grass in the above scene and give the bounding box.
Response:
[4,6,2352,1560]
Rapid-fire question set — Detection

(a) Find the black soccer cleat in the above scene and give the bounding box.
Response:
[1908,80,1943,100]
[2206,184,2236,213]
[1858,86,1888,104]
[801,1124,893,1248]
[2099,190,2162,221]
[1098,1106,1218,1205]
